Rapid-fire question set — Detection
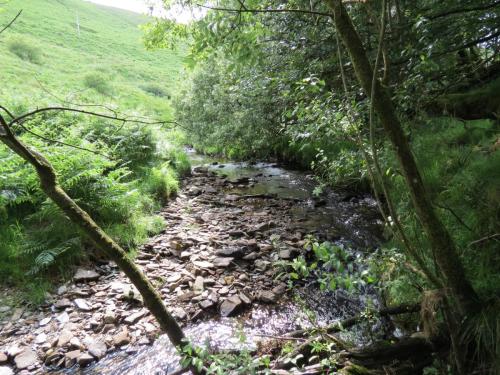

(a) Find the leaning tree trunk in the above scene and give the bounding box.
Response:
[324,0,479,316]
[0,114,200,374]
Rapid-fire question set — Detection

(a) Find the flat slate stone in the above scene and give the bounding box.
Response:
[14,349,38,370]
[73,268,100,282]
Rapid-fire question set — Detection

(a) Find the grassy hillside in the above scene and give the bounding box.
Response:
[0,0,190,303]
[0,0,184,117]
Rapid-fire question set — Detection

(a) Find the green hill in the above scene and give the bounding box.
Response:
[0,0,184,117]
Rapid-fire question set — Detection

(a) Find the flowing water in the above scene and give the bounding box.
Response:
[71,153,383,375]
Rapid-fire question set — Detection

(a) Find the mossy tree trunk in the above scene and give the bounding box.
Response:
[324,0,479,316]
[0,114,200,374]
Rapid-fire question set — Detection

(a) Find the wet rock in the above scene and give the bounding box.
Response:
[212,257,233,268]
[73,268,100,282]
[14,349,37,370]
[77,353,94,367]
[57,330,74,347]
[64,349,81,368]
[113,328,130,347]
[257,290,279,304]
[0,367,13,375]
[219,295,242,317]
[74,298,92,311]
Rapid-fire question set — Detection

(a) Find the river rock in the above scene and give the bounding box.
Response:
[103,310,116,324]
[73,268,100,282]
[254,259,270,271]
[113,328,130,347]
[121,285,143,303]
[35,333,47,344]
[0,353,7,364]
[257,290,279,304]
[219,295,242,317]
[54,298,72,310]
[74,298,92,311]
[64,349,81,368]
[192,260,214,269]
[212,257,233,267]
[123,310,147,325]
[0,367,13,375]
[56,311,70,324]
[193,276,204,293]
[14,349,37,370]
[216,247,246,258]
[84,339,107,359]
[39,317,52,326]
[78,353,94,367]
[57,330,74,347]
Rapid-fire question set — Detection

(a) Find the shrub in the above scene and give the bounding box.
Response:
[141,84,170,98]
[8,39,42,64]
[144,162,179,202]
[83,72,113,96]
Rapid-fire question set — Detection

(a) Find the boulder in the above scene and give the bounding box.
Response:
[0,353,7,364]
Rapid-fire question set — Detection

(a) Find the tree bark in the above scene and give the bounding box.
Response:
[0,114,200,374]
[324,0,479,315]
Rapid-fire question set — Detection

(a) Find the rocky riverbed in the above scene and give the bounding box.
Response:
[0,162,381,374]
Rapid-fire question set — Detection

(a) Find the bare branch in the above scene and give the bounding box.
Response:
[0,105,15,119]
[13,121,110,158]
[195,3,333,18]
[8,106,180,128]
[0,9,22,35]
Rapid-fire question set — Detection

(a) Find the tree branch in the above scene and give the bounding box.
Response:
[0,9,22,35]
[195,3,333,18]
[428,0,500,20]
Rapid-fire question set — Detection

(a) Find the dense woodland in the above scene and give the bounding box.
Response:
[0,0,499,374]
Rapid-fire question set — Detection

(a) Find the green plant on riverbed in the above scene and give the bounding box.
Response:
[277,237,375,293]
[179,341,272,374]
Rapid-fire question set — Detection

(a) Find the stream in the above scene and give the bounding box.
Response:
[74,153,384,375]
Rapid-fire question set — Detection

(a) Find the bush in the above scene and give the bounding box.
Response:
[141,84,170,98]
[8,39,42,64]
[83,72,113,96]
[144,162,179,202]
